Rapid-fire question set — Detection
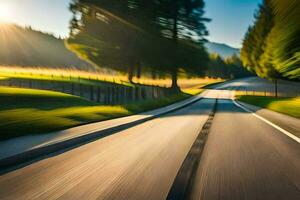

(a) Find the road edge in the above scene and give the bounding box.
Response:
[0,94,203,170]
[233,100,300,143]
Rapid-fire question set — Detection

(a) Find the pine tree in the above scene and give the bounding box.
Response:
[68,0,210,89]
[241,0,300,81]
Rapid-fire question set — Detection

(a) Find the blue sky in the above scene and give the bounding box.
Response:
[0,0,72,38]
[0,0,261,48]
[205,0,261,47]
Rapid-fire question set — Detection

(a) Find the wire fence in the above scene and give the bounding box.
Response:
[0,76,174,105]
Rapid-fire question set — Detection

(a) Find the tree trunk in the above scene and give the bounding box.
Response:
[170,7,179,92]
[151,69,157,80]
[172,7,178,42]
[274,79,278,97]
[171,70,180,92]
[128,65,134,83]
[136,62,142,79]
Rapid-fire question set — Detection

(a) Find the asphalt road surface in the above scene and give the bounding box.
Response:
[216,76,300,97]
[0,78,299,200]
[190,98,300,200]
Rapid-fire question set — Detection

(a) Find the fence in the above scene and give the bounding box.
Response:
[0,78,173,105]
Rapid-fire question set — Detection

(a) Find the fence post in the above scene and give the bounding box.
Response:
[107,86,110,104]
[71,83,74,95]
[110,86,113,104]
[135,87,139,100]
[142,87,146,100]
[114,86,117,104]
[151,87,154,98]
[90,85,94,101]
[115,86,119,104]
[131,87,135,101]
[79,84,83,97]
[97,86,100,102]
[274,79,278,98]
[110,86,114,104]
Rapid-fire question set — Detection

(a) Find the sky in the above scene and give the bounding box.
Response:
[205,0,261,47]
[0,0,261,48]
[0,0,72,38]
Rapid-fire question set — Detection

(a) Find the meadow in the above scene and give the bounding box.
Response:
[0,66,222,140]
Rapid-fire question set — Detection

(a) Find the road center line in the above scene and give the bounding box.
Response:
[232,100,300,144]
[167,98,218,200]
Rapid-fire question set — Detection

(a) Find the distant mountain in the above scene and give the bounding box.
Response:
[0,24,94,70]
[205,42,240,58]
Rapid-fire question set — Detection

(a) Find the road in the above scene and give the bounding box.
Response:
[216,76,300,97]
[0,78,299,200]
[190,98,300,199]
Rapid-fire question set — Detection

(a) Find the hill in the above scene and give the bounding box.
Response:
[0,24,93,70]
[205,42,240,58]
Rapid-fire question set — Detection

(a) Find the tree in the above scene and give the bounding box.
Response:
[241,0,300,81]
[68,0,149,82]
[150,0,210,90]
[265,0,300,79]
[240,0,275,79]
[68,0,210,90]
[206,53,251,79]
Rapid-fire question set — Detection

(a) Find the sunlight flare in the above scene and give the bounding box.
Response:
[0,2,12,23]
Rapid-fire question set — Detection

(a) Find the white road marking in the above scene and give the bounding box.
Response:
[232,100,300,144]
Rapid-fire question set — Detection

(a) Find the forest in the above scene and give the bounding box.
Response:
[241,0,300,81]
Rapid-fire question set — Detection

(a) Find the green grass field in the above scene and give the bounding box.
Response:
[0,67,222,140]
[236,95,300,118]
[0,66,223,88]
[0,87,193,140]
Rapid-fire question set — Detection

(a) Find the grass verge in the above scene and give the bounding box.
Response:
[0,87,194,140]
[236,95,300,118]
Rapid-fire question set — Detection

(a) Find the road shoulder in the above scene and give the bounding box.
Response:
[236,101,300,139]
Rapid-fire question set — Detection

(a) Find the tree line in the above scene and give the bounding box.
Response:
[206,53,252,79]
[241,0,300,81]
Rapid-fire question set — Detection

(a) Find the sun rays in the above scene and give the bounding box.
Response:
[0,2,12,23]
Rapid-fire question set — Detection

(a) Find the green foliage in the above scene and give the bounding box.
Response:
[267,0,300,79]
[206,53,252,79]
[67,0,210,88]
[237,95,300,118]
[241,0,300,80]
